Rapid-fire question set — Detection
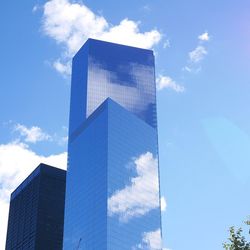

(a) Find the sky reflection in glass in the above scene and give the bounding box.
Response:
[64,39,162,250]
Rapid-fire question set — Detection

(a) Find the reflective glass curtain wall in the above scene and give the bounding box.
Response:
[64,39,162,250]
[6,164,66,250]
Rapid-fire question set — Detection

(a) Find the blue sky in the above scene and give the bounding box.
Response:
[0,0,250,249]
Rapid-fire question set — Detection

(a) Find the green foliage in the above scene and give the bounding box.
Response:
[223,219,250,250]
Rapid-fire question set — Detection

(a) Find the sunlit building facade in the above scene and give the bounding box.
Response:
[63,39,162,249]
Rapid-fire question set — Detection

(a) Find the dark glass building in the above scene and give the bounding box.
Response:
[64,39,162,249]
[6,163,66,250]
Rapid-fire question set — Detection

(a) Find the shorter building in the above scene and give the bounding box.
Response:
[5,163,66,250]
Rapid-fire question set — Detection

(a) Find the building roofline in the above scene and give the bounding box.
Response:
[10,163,66,201]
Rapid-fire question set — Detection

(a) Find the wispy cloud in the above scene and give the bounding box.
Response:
[184,31,210,73]
[156,75,185,92]
[142,5,151,12]
[0,141,67,250]
[14,123,51,143]
[108,152,160,222]
[11,123,68,146]
[32,5,39,13]
[53,60,71,76]
[41,0,162,76]
[189,45,207,63]
[198,32,210,42]
[163,40,170,49]
[183,66,201,74]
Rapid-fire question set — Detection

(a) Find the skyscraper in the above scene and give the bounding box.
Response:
[63,39,162,249]
[6,163,66,250]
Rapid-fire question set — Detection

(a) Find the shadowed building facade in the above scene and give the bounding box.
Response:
[63,39,162,249]
[5,163,66,250]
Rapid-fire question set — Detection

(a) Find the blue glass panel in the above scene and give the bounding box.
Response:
[64,103,108,249]
[70,38,157,131]
[69,42,89,135]
[64,39,162,250]
[107,99,161,250]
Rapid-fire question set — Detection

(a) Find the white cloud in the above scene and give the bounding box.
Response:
[32,5,39,13]
[163,40,170,49]
[183,66,192,73]
[14,123,51,143]
[0,142,67,249]
[184,32,210,73]
[133,229,162,250]
[161,196,167,212]
[51,133,69,146]
[142,5,151,12]
[156,75,185,92]
[198,32,210,42]
[183,65,202,74]
[53,59,71,75]
[189,45,207,63]
[99,19,161,49]
[41,0,162,75]
[182,65,201,74]
[108,152,160,222]
[13,123,68,146]
[0,199,9,250]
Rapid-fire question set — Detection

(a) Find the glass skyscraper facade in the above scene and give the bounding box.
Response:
[64,39,162,250]
[6,164,66,250]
